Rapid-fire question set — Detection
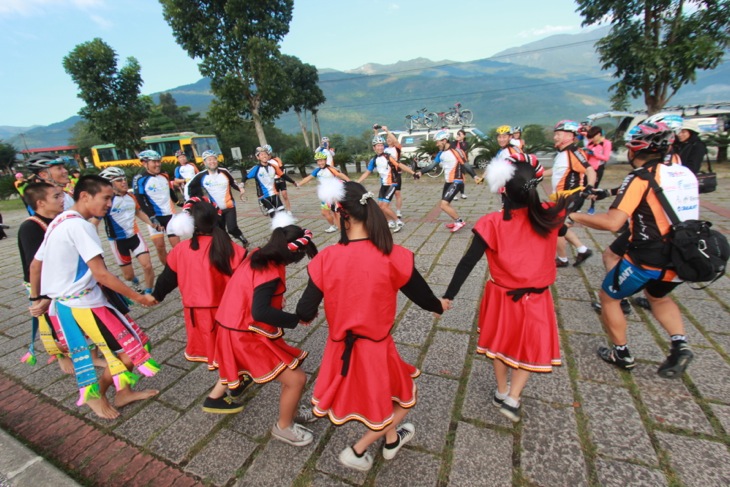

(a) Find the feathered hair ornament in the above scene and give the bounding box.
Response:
[317,178,345,205]
[166,212,194,240]
[486,158,516,194]
[271,210,296,230]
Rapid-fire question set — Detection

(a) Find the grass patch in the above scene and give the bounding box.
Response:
[0,198,26,211]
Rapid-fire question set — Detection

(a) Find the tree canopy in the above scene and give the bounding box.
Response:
[576,0,730,114]
[160,0,295,145]
[62,38,149,150]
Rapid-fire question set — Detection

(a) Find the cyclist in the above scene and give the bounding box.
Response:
[133,150,180,266]
[187,150,248,247]
[474,125,522,184]
[379,125,407,218]
[511,126,525,151]
[315,136,335,166]
[452,129,470,199]
[585,126,612,215]
[416,130,478,232]
[258,145,298,216]
[173,150,199,201]
[14,172,32,215]
[570,122,697,379]
[298,151,350,232]
[242,146,288,218]
[545,120,596,267]
[26,154,75,211]
[99,167,157,294]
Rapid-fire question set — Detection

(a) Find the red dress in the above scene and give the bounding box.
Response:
[214,259,306,389]
[166,236,247,367]
[473,208,562,372]
[308,240,418,430]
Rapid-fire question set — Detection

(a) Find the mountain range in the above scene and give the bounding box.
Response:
[7,27,729,149]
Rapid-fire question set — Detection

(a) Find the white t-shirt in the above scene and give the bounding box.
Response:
[200,170,235,209]
[35,211,107,308]
[63,191,74,210]
[177,164,198,200]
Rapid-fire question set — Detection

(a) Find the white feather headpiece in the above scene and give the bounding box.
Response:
[486,159,516,194]
[166,212,194,240]
[317,178,345,205]
[271,211,296,230]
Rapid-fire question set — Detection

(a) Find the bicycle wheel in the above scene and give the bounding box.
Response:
[425,113,439,129]
[443,112,457,125]
[460,110,474,125]
[426,158,443,178]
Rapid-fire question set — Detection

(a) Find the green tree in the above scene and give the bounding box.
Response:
[704,132,730,162]
[68,121,104,166]
[160,0,294,146]
[0,141,18,173]
[63,38,149,150]
[576,0,730,115]
[281,55,326,149]
[283,146,314,177]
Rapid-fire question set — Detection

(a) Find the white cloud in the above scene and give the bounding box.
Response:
[518,25,577,38]
[0,0,104,17]
[387,3,400,10]
[89,13,112,29]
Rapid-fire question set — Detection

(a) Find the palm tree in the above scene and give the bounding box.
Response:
[283,146,314,177]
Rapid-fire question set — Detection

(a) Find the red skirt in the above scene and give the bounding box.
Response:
[215,327,306,388]
[477,281,561,372]
[184,307,218,369]
[312,335,419,431]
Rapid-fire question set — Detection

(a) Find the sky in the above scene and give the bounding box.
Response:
[0,0,590,128]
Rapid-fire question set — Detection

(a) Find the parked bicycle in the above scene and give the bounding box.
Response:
[439,102,474,126]
[410,154,443,178]
[404,108,439,131]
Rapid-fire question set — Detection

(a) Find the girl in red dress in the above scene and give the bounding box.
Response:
[152,198,249,413]
[444,159,568,423]
[296,181,447,471]
[214,216,318,447]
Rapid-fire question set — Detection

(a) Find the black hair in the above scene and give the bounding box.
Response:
[73,175,111,201]
[250,225,318,270]
[189,201,236,276]
[457,129,466,137]
[337,181,393,255]
[503,162,566,237]
[587,126,603,138]
[24,182,56,211]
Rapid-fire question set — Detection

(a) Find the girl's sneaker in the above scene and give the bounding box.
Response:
[500,401,522,423]
[271,422,313,447]
[339,446,373,471]
[202,396,244,414]
[382,423,415,460]
[324,225,338,233]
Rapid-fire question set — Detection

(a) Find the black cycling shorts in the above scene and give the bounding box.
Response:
[442,181,463,203]
[378,185,397,202]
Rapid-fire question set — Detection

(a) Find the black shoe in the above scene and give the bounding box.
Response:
[237,237,249,248]
[230,375,254,398]
[573,249,593,267]
[632,297,651,310]
[657,342,693,379]
[555,258,570,268]
[202,395,244,414]
[0,224,9,229]
[620,298,631,315]
[499,402,522,423]
[597,346,636,370]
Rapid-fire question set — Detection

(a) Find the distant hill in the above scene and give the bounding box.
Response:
[16,27,730,148]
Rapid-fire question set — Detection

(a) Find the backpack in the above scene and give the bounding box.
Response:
[636,169,729,287]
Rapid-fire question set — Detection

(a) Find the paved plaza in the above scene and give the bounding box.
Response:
[0,163,729,486]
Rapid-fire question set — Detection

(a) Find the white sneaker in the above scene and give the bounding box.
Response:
[382,423,415,460]
[271,422,313,447]
[393,220,404,233]
[324,225,338,233]
[388,221,396,229]
[338,446,373,471]
[396,210,402,218]
[461,194,468,199]
[286,210,293,216]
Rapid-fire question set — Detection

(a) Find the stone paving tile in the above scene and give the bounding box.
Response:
[656,432,730,487]
[409,374,459,453]
[148,405,226,463]
[392,307,434,347]
[437,301,478,332]
[679,296,730,334]
[567,333,623,385]
[625,320,668,363]
[461,357,515,427]
[113,401,180,446]
[146,313,186,343]
[685,347,730,402]
[522,362,574,405]
[557,298,603,334]
[227,381,282,439]
[185,428,257,486]
[594,457,667,487]
[709,403,730,433]
[448,421,512,487]
[421,330,470,378]
[314,421,371,484]
[397,343,420,367]
[299,324,328,375]
[578,381,657,465]
[708,331,730,351]
[158,362,217,409]
[375,448,441,487]
[521,399,589,487]
[149,337,186,364]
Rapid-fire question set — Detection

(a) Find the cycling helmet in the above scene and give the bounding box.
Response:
[625,122,674,153]
[99,167,126,181]
[201,150,218,160]
[138,150,161,161]
[433,130,451,141]
[255,145,273,155]
[15,172,23,179]
[496,125,512,135]
[644,113,684,132]
[314,151,328,160]
[321,137,329,143]
[512,126,522,133]
[26,154,66,173]
[175,150,185,157]
[554,120,581,133]
[372,136,386,145]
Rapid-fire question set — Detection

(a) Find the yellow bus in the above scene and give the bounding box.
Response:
[91,132,224,169]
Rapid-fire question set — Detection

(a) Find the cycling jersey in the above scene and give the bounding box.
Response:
[311,165,344,180]
[175,164,199,200]
[245,164,280,198]
[435,149,465,183]
[188,169,239,209]
[104,193,141,240]
[551,144,590,193]
[133,172,175,217]
[367,154,399,186]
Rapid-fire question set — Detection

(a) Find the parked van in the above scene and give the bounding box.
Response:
[379,126,487,163]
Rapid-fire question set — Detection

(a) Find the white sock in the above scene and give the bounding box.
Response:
[503,396,520,408]
[557,256,568,262]
[495,388,509,400]
[577,246,588,253]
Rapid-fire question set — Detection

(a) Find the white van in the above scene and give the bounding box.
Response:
[379,127,487,163]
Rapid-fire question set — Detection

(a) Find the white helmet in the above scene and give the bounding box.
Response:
[371,136,385,146]
[99,167,126,181]
[433,130,451,141]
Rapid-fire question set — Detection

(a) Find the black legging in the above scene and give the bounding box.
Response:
[219,208,245,240]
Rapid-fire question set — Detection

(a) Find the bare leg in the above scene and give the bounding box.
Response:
[645,293,685,336]
[439,200,459,220]
[168,235,180,248]
[151,236,167,266]
[280,190,291,212]
[378,201,398,222]
[208,381,229,399]
[506,368,530,401]
[321,208,335,226]
[57,355,74,374]
[557,236,568,259]
[352,404,410,454]
[492,359,510,395]
[565,229,584,250]
[599,289,628,345]
[395,190,402,213]
[602,247,620,271]
[275,368,306,429]
[137,253,155,289]
[120,264,135,282]
[87,364,119,419]
[113,352,159,408]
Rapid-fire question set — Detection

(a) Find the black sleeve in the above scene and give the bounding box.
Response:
[419,159,439,174]
[18,222,45,282]
[686,141,707,174]
[295,277,324,322]
[252,279,300,329]
[187,173,204,198]
[462,163,477,178]
[152,265,178,302]
[281,173,297,184]
[443,232,488,300]
[400,267,443,313]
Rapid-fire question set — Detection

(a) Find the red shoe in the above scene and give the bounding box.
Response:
[450,221,466,233]
[445,222,456,228]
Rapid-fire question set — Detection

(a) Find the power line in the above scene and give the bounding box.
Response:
[319,39,599,84]
[325,74,614,110]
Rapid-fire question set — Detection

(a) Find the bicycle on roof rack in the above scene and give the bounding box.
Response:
[438,102,474,126]
[405,108,439,131]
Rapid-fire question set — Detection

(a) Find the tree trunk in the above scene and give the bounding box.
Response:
[296,110,310,150]
[250,97,267,146]
[718,146,728,162]
[355,160,362,173]
[313,110,322,142]
[310,111,317,149]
